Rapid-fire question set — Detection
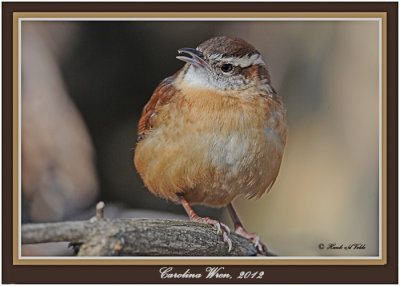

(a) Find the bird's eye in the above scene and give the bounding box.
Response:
[221,64,233,73]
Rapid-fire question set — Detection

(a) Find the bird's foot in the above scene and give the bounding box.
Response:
[190,216,232,252]
[235,226,267,256]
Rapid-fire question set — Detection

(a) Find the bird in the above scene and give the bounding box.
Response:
[134,36,287,255]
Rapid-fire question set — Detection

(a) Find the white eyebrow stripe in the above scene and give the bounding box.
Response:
[207,53,264,67]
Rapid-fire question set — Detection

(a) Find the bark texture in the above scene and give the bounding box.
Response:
[22,218,266,256]
[22,202,276,256]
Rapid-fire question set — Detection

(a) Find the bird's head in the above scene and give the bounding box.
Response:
[176,36,272,93]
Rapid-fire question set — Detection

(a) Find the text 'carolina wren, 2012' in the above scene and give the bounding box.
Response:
[134,36,287,255]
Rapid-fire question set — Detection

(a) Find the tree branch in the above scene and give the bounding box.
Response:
[22,203,275,256]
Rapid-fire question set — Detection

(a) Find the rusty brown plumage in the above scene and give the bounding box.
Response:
[137,75,178,141]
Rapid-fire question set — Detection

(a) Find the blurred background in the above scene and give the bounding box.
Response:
[21,20,380,256]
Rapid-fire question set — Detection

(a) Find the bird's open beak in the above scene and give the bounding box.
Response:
[176,48,210,70]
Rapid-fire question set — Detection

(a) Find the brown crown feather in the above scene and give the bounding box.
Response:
[197,36,259,58]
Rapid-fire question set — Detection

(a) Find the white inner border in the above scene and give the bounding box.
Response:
[18,17,383,261]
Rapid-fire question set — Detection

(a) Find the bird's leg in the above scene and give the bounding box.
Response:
[181,197,232,252]
[227,203,267,255]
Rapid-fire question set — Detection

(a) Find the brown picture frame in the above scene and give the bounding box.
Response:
[2,2,398,284]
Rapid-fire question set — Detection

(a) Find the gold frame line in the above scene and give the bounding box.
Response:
[13,12,387,266]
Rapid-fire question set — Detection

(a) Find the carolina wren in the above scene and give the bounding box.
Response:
[134,36,287,255]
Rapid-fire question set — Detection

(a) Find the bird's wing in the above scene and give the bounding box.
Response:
[137,75,177,142]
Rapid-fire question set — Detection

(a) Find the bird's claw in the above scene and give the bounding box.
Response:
[190,216,232,252]
[215,222,221,234]
[254,240,268,256]
[235,226,268,256]
[222,229,232,252]
[213,220,232,252]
